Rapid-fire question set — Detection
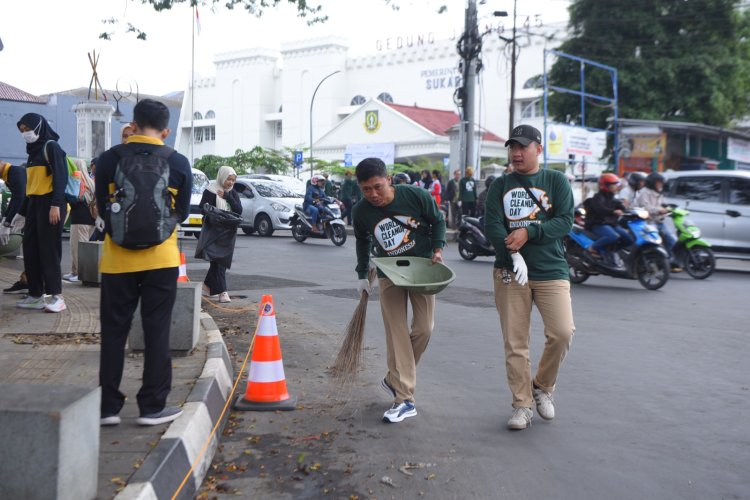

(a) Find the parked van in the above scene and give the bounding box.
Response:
[180,168,210,238]
[663,170,750,260]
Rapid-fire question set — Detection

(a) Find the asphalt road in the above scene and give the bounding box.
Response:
[174,232,749,500]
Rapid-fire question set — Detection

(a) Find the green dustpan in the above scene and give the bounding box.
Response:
[372,257,456,295]
[0,234,22,257]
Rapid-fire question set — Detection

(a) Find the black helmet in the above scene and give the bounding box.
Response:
[645,172,665,191]
[628,172,647,190]
[485,175,496,189]
[392,172,410,185]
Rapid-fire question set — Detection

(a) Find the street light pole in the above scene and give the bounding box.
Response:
[309,70,341,180]
[508,0,518,137]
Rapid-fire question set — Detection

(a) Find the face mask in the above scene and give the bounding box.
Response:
[22,130,39,144]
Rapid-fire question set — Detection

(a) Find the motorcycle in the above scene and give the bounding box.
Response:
[565,207,670,290]
[668,206,715,279]
[289,197,347,246]
[457,216,495,260]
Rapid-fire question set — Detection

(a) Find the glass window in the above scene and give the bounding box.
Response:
[192,172,209,194]
[193,111,203,120]
[194,128,203,142]
[276,121,283,137]
[251,181,297,198]
[673,178,721,202]
[350,95,366,106]
[729,178,750,205]
[205,126,216,141]
[520,99,542,118]
[523,74,544,89]
[205,110,215,119]
[377,92,394,104]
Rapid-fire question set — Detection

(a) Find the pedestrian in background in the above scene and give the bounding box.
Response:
[430,169,442,207]
[459,166,478,217]
[445,169,461,228]
[15,113,68,313]
[340,170,360,225]
[200,165,242,303]
[484,125,575,431]
[63,159,96,283]
[0,160,26,246]
[352,157,446,423]
[96,99,192,427]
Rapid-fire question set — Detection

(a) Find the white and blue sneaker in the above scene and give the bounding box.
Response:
[382,400,417,423]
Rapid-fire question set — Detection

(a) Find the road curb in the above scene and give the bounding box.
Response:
[115,314,233,500]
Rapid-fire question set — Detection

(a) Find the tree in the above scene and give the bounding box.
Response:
[548,0,750,128]
[193,146,295,178]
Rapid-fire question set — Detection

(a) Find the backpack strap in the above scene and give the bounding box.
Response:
[111,143,174,160]
[512,172,549,217]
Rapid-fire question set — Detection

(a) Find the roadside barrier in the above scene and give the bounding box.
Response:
[234,294,297,411]
[177,252,188,282]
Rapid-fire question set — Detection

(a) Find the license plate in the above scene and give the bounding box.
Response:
[188,217,202,225]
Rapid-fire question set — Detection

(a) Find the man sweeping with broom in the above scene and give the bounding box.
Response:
[351,157,446,423]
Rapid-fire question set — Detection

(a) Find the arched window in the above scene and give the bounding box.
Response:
[193,111,203,120]
[377,92,394,104]
[205,110,215,119]
[350,95,366,106]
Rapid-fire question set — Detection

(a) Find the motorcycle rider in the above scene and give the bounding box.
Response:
[635,172,681,271]
[619,171,646,207]
[304,174,327,233]
[392,172,410,185]
[584,173,633,267]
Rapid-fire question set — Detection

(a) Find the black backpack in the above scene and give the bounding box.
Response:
[106,144,179,249]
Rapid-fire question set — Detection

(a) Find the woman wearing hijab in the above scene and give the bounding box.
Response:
[15,113,68,313]
[199,166,241,303]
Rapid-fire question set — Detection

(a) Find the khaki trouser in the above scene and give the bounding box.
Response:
[493,269,575,409]
[69,224,94,275]
[379,277,435,403]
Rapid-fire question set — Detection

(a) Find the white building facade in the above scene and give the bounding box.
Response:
[175,30,561,169]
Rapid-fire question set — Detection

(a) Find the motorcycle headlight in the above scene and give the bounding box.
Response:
[688,227,701,238]
[270,202,290,213]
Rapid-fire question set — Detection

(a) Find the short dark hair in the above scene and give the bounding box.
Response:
[355,157,387,182]
[133,99,170,131]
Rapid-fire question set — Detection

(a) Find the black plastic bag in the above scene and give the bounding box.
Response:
[195,204,242,268]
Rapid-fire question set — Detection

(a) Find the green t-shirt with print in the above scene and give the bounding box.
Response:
[484,169,574,281]
[459,176,477,202]
[353,184,446,279]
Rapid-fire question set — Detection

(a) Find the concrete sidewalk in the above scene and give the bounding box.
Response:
[0,256,233,500]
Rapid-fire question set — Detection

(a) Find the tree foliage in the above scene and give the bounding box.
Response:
[193,146,295,178]
[548,0,750,128]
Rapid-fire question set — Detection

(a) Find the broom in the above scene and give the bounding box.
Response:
[332,265,378,382]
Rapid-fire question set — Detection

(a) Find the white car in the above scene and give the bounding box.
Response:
[180,168,210,238]
[233,179,303,236]
[241,174,306,197]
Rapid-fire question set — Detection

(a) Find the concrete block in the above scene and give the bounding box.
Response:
[129,282,201,356]
[0,384,100,500]
[78,241,104,286]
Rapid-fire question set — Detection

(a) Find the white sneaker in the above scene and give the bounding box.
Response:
[507,407,533,430]
[533,386,555,420]
[16,295,46,310]
[382,401,417,423]
[219,292,231,303]
[44,295,66,313]
[62,273,79,282]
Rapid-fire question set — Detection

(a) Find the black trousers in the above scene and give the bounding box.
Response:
[99,267,178,416]
[23,194,66,297]
[204,261,227,295]
[461,201,476,218]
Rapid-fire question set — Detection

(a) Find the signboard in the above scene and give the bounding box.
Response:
[344,143,395,167]
[727,137,750,164]
[293,150,303,166]
[546,124,607,163]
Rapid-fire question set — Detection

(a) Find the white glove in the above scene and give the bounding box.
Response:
[0,224,10,246]
[95,216,105,232]
[10,214,25,233]
[511,252,528,286]
[357,278,372,296]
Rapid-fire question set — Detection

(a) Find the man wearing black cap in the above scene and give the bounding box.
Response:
[484,124,576,431]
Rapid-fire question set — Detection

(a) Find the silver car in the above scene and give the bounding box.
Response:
[233,179,303,236]
[663,170,750,259]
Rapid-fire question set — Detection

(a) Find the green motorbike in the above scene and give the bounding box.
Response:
[669,206,715,279]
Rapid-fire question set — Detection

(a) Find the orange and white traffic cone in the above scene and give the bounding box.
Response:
[177,252,188,282]
[234,294,297,411]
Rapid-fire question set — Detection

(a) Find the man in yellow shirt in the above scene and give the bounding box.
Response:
[95,99,192,426]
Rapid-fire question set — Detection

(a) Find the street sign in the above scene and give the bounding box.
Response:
[293,150,303,166]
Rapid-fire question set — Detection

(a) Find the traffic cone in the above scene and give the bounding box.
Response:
[177,252,188,282]
[234,294,297,411]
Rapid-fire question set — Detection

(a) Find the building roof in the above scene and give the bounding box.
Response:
[0,81,46,103]
[386,102,504,143]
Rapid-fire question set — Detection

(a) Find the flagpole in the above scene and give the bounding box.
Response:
[190,4,195,166]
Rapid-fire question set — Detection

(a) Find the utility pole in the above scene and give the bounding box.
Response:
[508,0,518,137]
[458,0,479,177]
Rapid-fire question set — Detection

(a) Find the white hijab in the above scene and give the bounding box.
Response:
[208,165,237,211]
